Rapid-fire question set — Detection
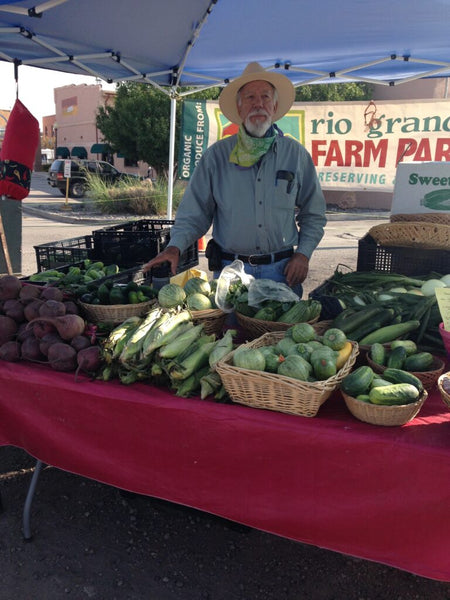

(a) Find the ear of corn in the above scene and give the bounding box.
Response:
[169,341,216,380]
[118,307,164,364]
[141,310,192,358]
[159,323,204,359]
[208,329,236,367]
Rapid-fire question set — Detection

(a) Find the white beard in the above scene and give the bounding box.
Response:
[244,112,272,137]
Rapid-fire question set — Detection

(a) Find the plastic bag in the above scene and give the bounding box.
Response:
[247,278,300,308]
[215,260,254,312]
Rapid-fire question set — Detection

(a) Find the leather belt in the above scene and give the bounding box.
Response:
[221,248,294,266]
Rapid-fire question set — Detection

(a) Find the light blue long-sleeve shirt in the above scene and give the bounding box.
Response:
[169,132,327,259]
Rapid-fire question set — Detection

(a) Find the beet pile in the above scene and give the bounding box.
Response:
[0,275,101,375]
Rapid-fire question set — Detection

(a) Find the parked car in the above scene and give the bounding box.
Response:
[47,159,140,198]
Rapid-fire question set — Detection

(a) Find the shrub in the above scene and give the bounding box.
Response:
[85,173,187,216]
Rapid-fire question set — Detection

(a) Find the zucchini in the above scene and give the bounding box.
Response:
[369,383,420,405]
[382,368,424,393]
[346,309,395,342]
[331,305,385,334]
[358,320,420,345]
[404,352,434,372]
[340,365,374,397]
[369,342,387,366]
[386,346,407,369]
[277,300,311,323]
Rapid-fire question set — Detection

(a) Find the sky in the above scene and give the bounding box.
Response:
[0,62,116,127]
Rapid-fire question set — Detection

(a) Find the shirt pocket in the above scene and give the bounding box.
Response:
[274,178,298,210]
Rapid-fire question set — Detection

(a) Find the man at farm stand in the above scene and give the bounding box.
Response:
[143,62,327,296]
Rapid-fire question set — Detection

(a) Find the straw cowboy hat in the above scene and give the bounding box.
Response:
[219,62,295,125]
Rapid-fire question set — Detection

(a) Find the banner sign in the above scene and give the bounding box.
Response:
[178,98,450,192]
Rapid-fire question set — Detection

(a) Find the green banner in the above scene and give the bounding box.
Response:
[178,100,209,179]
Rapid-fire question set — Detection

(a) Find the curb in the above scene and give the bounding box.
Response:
[22,204,390,225]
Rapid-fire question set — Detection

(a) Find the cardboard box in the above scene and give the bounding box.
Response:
[391,162,450,215]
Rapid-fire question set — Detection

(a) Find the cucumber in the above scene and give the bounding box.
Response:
[358,320,420,345]
[382,368,424,393]
[404,352,434,372]
[390,340,418,356]
[370,342,386,366]
[369,383,420,405]
[371,377,393,387]
[340,365,374,397]
[386,346,407,369]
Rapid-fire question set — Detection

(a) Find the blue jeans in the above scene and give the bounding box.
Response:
[214,257,303,298]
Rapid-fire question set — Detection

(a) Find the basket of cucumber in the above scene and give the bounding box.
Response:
[78,299,156,324]
[365,341,445,392]
[342,390,428,427]
[437,372,450,410]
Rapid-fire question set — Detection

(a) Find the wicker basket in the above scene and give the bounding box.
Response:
[367,222,450,250]
[236,312,319,341]
[437,372,450,410]
[78,299,155,324]
[390,212,450,225]
[342,390,428,426]
[366,353,445,392]
[215,332,359,417]
[190,308,227,336]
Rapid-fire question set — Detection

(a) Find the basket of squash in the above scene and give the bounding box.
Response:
[215,323,358,417]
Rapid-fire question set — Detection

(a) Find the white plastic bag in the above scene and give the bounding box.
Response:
[247,278,300,308]
[215,260,254,312]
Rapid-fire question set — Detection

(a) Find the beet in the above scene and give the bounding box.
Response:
[16,322,34,343]
[21,336,45,362]
[76,346,102,375]
[39,299,66,318]
[0,275,22,300]
[3,299,25,322]
[47,343,78,371]
[32,320,55,339]
[71,335,92,352]
[19,284,42,301]
[24,299,44,322]
[39,332,64,357]
[63,300,79,315]
[0,340,21,362]
[0,314,18,346]
[27,314,86,341]
[40,287,64,302]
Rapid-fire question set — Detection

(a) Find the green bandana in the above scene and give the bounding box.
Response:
[229,124,276,167]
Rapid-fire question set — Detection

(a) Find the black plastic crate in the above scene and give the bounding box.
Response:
[357,235,450,276]
[22,262,152,288]
[34,235,95,272]
[92,219,199,272]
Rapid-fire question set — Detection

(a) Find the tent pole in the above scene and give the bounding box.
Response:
[167,96,177,220]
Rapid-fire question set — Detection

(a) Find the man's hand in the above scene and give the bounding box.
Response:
[142,246,180,275]
[284,252,309,287]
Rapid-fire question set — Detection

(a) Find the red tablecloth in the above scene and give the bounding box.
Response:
[0,361,449,581]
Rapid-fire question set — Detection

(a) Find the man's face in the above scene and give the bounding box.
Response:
[237,80,277,137]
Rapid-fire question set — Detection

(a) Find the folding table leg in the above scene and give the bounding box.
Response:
[23,459,44,540]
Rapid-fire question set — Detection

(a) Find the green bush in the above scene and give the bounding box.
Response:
[85,173,187,216]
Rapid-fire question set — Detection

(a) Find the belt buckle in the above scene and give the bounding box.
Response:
[248,254,258,266]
